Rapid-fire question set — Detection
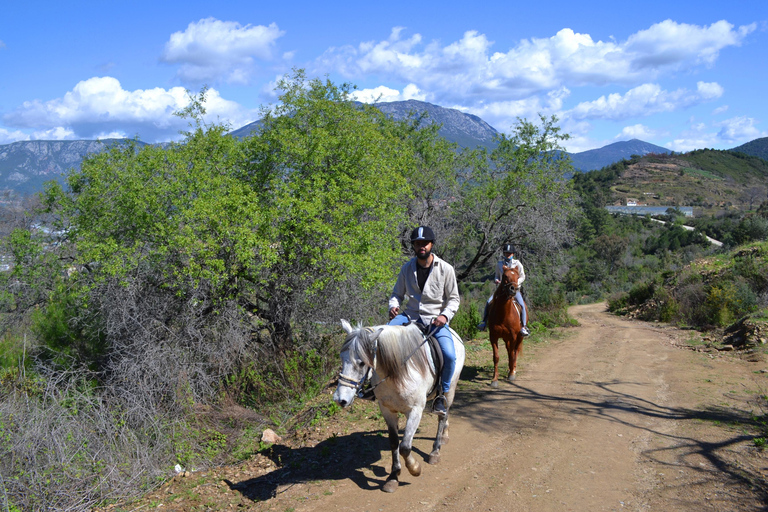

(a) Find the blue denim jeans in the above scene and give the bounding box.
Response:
[388,314,455,394]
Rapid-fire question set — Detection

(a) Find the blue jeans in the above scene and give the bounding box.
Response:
[388,314,455,394]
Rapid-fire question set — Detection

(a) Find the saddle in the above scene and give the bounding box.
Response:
[412,322,444,397]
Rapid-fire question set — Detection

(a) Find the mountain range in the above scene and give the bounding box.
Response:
[1,100,766,197]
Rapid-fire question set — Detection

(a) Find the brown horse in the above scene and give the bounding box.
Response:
[487,265,524,388]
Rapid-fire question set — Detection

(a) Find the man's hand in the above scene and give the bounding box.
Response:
[389,307,399,320]
[432,314,447,328]
[494,279,501,284]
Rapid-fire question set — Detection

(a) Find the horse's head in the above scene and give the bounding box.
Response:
[333,319,382,408]
[500,265,520,296]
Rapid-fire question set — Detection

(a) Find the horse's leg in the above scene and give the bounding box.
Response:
[430,399,453,464]
[380,407,402,493]
[399,407,423,477]
[507,335,523,382]
[490,334,500,389]
[505,335,516,381]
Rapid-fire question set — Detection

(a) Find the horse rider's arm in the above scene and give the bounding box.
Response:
[516,260,526,285]
[388,264,408,311]
[440,265,460,322]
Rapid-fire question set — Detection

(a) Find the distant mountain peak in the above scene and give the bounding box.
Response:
[570,139,672,172]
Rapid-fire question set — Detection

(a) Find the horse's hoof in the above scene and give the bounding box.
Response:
[405,459,421,477]
[383,479,399,493]
[428,453,441,465]
[507,374,516,382]
[490,380,499,389]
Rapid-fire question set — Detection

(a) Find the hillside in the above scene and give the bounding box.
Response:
[582,149,768,213]
[730,136,768,161]
[0,139,146,197]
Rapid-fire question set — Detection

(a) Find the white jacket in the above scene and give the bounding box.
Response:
[388,254,460,324]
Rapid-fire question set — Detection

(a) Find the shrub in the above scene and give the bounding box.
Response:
[704,278,758,327]
[451,301,481,341]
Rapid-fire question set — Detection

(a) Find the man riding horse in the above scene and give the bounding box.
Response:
[387,226,460,417]
[477,244,529,336]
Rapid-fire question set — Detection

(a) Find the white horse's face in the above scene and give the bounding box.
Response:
[333,343,367,408]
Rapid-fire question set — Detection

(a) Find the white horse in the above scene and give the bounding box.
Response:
[333,319,465,493]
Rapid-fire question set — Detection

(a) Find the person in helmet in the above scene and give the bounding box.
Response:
[388,226,460,417]
[477,244,529,336]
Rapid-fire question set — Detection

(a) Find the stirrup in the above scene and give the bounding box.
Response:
[433,395,447,416]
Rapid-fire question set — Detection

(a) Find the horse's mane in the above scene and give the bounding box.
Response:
[342,322,432,391]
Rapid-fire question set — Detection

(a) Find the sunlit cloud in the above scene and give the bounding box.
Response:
[616,124,662,141]
[2,77,255,142]
[567,82,724,121]
[667,115,766,152]
[352,83,427,103]
[161,17,286,84]
[716,116,766,143]
[31,127,77,140]
[319,20,753,105]
[0,127,30,145]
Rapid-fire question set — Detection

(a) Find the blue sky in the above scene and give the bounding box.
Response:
[1,0,766,152]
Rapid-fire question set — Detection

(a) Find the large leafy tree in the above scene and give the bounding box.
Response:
[445,115,578,280]
[240,71,413,340]
[38,72,414,360]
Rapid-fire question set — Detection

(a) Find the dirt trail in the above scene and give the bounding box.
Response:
[137,303,768,511]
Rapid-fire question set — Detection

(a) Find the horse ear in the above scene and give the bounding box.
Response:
[370,327,385,341]
[340,319,353,334]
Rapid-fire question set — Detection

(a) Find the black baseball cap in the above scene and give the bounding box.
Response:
[410,226,435,243]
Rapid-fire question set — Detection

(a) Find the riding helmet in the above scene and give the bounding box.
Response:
[502,243,515,253]
[410,226,436,243]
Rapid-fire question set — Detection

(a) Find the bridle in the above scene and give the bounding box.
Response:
[336,335,379,394]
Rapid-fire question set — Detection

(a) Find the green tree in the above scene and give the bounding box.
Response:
[447,115,577,279]
[241,71,413,341]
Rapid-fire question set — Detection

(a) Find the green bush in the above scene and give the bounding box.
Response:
[451,301,481,341]
[704,278,758,327]
[628,281,656,306]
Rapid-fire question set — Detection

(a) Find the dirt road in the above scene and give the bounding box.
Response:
[139,303,768,511]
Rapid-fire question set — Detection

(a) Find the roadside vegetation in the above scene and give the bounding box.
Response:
[1,71,767,511]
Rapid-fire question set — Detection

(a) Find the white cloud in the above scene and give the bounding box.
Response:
[318,21,753,104]
[2,77,255,142]
[567,81,724,121]
[161,17,285,84]
[352,83,427,103]
[616,124,660,141]
[667,115,767,152]
[712,105,729,115]
[31,127,77,140]
[625,19,756,69]
[716,116,767,143]
[0,127,30,145]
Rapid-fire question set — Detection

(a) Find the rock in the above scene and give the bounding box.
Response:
[261,428,281,444]
[717,345,734,351]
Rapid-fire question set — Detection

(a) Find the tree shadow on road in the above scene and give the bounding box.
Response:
[454,367,768,509]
